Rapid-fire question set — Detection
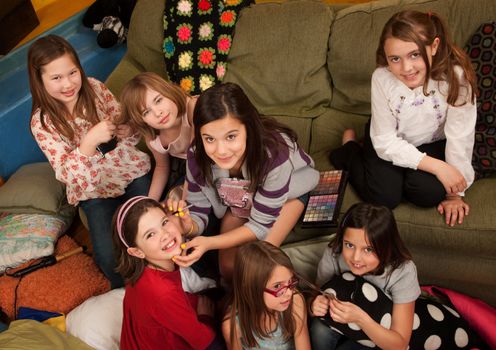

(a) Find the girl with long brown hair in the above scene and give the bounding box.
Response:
[28,35,151,288]
[330,10,477,227]
[222,241,310,349]
[169,82,319,281]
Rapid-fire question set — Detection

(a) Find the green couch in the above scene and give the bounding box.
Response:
[105,0,496,306]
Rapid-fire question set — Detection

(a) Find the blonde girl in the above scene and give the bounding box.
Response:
[120,72,197,201]
[222,241,310,349]
[330,10,477,227]
[28,35,151,289]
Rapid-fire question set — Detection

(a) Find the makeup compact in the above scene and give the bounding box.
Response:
[301,170,347,228]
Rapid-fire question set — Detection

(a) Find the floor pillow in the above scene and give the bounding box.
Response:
[66,288,125,350]
[162,0,253,95]
[0,319,93,350]
[0,213,67,273]
[422,285,496,350]
[0,235,110,320]
[318,273,488,349]
[466,22,496,179]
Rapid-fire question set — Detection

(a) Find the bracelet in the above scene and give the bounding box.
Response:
[187,223,195,236]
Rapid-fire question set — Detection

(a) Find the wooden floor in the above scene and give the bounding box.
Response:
[68,214,93,254]
[14,0,95,50]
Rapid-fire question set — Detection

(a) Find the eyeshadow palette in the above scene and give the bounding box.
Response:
[301,170,347,228]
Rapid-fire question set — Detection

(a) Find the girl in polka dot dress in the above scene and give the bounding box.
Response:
[309,203,421,350]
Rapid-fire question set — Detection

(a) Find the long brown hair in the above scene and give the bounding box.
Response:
[227,241,298,348]
[112,198,165,285]
[331,203,412,276]
[120,72,189,140]
[28,34,98,140]
[193,82,297,192]
[376,10,476,106]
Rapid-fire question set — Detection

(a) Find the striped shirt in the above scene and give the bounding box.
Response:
[186,133,319,240]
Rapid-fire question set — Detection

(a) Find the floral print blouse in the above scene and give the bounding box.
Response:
[31,78,151,205]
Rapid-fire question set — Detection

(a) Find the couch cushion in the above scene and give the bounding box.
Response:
[328,0,496,115]
[310,109,368,156]
[0,162,75,220]
[271,115,312,153]
[224,0,333,118]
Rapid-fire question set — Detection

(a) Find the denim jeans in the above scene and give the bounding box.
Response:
[79,174,151,289]
[310,317,370,350]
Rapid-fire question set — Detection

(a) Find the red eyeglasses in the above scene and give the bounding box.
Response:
[264,278,299,297]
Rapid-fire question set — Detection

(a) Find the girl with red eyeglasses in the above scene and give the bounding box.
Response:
[222,241,310,349]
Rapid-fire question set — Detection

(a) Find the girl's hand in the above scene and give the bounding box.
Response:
[173,236,210,267]
[165,199,194,236]
[115,123,133,139]
[84,120,116,146]
[435,162,467,194]
[310,295,330,317]
[196,295,215,318]
[437,195,470,226]
[328,299,366,325]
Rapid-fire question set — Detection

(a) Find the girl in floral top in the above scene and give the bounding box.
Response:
[28,35,151,288]
[330,10,477,227]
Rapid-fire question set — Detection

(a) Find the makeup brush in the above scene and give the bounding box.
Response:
[171,204,193,216]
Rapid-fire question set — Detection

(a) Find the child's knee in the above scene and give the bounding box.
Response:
[404,176,445,207]
[310,318,340,350]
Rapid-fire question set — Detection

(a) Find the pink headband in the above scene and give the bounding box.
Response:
[116,196,149,248]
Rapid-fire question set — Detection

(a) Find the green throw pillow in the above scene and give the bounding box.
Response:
[0,162,75,220]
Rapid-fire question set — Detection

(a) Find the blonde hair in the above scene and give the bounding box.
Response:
[120,72,189,140]
[376,10,477,106]
[227,241,298,348]
[28,35,98,140]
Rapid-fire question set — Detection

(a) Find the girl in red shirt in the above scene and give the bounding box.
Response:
[112,196,221,350]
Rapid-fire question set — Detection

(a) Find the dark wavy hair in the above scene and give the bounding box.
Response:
[376,10,476,106]
[192,82,297,192]
[331,203,412,276]
[28,34,98,140]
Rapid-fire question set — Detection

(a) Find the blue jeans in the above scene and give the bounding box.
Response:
[310,317,369,350]
[79,174,151,289]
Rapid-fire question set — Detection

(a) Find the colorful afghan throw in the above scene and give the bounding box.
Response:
[163,0,253,95]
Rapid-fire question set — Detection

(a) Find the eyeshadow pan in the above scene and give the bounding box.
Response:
[301,170,347,228]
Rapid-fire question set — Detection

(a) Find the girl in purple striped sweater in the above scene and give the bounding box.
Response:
[169,83,319,281]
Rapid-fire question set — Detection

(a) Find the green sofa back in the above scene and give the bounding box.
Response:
[329,0,496,115]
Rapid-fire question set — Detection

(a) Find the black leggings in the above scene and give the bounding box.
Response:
[329,121,446,209]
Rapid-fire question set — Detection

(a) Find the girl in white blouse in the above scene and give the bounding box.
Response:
[330,10,477,227]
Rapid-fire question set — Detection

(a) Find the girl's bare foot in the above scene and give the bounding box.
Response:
[342,129,356,145]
